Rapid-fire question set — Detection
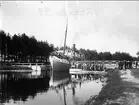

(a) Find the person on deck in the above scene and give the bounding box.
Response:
[129,61,132,69]
[90,64,93,71]
[83,63,87,70]
[123,60,126,70]
[78,63,82,69]
[121,61,124,70]
[136,61,138,68]
[81,63,83,70]
[118,61,122,70]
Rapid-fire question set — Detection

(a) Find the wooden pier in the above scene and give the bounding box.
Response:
[11,63,51,71]
[69,68,106,75]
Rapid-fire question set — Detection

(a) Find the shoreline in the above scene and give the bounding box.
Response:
[0,70,33,72]
[0,65,33,72]
[84,69,139,105]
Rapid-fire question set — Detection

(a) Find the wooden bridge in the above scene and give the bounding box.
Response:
[76,60,119,64]
[72,60,139,70]
[72,60,120,69]
[11,63,45,66]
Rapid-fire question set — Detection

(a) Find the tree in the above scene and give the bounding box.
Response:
[0,30,7,63]
[0,30,54,63]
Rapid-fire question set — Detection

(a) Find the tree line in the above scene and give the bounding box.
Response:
[57,46,136,61]
[0,30,138,64]
[78,48,136,61]
[0,30,54,64]
[55,46,137,61]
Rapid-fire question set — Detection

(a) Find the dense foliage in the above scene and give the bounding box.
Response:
[0,30,54,63]
[0,30,137,64]
[58,47,135,61]
[78,49,134,61]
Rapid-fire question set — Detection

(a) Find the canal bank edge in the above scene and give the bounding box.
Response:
[84,69,139,105]
[0,66,32,71]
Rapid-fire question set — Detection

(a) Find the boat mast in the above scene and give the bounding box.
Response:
[63,1,68,55]
[63,18,68,55]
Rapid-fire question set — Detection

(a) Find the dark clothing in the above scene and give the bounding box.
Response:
[129,61,132,69]
[123,61,126,70]
[119,61,123,70]
[136,62,138,68]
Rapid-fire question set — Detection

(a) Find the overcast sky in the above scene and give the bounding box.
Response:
[1,1,139,57]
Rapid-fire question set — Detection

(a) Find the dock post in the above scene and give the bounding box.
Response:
[29,63,32,68]
[36,63,37,70]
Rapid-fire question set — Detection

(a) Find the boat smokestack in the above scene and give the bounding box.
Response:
[73,44,76,60]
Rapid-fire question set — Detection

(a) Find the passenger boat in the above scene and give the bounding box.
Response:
[49,16,71,72]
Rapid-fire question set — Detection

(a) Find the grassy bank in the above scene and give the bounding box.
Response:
[85,69,139,105]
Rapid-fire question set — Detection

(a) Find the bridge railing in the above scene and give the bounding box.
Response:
[11,63,46,67]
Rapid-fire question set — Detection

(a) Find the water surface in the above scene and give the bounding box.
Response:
[0,69,106,105]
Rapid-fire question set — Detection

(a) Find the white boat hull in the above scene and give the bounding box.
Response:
[49,56,71,72]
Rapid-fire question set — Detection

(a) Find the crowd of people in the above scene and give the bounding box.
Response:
[71,61,139,71]
[71,62,105,71]
[118,61,138,70]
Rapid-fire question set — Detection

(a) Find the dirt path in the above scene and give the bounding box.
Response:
[85,69,139,105]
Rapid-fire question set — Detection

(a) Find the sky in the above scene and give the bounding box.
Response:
[1,1,139,57]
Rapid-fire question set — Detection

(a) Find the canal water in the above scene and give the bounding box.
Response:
[0,69,107,105]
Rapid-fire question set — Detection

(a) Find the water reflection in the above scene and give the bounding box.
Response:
[0,71,50,104]
[0,68,107,105]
